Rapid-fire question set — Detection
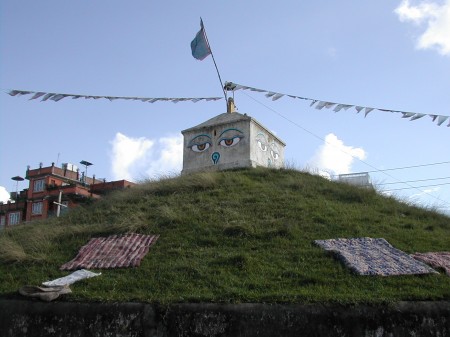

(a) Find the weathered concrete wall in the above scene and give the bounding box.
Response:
[1,300,449,337]
[249,120,285,169]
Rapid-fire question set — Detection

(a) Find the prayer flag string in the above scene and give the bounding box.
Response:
[224,82,450,127]
[7,89,223,104]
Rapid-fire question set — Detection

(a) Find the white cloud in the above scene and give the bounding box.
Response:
[110,133,154,181]
[0,186,10,203]
[110,133,183,181]
[145,135,183,178]
[307,133,366,177]
[395,0,450,55]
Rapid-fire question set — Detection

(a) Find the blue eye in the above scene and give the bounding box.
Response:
[190,142,211,152]
[219,136,242,147]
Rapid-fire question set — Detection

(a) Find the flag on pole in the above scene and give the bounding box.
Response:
[191,18,211,61]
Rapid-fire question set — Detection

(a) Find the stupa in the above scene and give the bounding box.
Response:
[181,98,286,174]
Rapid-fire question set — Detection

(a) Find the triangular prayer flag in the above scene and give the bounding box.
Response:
[272,93,284,101]
[41,93,55,101]
[8,90,21,96]
[333,104,345,112]
[315,101,327,110]
[50,94,67,102]
[364,108,374,117]
[191,19,211,61]
[402,112,416,118]
[410,113,426,121]
[332,104,353,112]
[437,115,449,126]
[30,92,46,100]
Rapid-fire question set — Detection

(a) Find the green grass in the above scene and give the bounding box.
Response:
[1,168,449,304]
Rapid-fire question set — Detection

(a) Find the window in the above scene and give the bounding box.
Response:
[9,212,21,225]
[32,202,43,215]
[33,179,45,192]
[0,216,5,229]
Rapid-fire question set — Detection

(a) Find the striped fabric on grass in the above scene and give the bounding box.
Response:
[61,233,159,270]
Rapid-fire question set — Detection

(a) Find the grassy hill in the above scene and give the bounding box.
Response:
[1,168,449,304]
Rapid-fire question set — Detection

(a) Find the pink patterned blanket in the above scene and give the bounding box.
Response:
[61,233,159,270]
[411,252,450,276]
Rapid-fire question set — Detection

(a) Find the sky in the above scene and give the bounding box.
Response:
[1,1,449,215]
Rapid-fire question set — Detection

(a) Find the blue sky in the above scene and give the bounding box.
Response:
[1,1,449,215]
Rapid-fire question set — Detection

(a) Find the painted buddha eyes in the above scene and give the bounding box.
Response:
[270,142,280,160]
[257,140,268,151]
[191,136,241,151]
[188,134,212,153]
[257,132,279,161]
[190,142,211,152]
[256,133,268,152]
[219,136,242,148]
[188,129,244,153]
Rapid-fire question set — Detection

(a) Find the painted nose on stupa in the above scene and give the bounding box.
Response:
[212,152,220,165]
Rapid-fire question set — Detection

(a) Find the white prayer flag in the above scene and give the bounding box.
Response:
[333,104,345,112]
[41,93,55,101]
[437,115,449,126]
[410,113,426,121]
[402,112,416,118]
[364,108,374,117]
[30,92,46,100]
[315,101,327,110]
[272,93,284,101]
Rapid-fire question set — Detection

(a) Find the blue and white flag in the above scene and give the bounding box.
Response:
[191,19,211,61]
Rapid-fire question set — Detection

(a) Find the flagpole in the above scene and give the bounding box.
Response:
[201,18,228,104]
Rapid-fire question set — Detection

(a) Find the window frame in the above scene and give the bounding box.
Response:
[9,212,21,225]
[32,201,43,215]
[33,179,45,192]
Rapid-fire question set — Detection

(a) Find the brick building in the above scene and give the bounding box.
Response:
[0,162,135,229]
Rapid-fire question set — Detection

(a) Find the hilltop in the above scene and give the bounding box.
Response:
[0,168,449,304]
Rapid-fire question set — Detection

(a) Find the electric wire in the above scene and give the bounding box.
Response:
[240,91,450,208]
[383,182,450,192]
[377,176,450,186]
[365,161,450,173]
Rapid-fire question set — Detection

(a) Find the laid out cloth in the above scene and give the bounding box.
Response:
[411,252,450,276]
[60,233,159,270]
[18,285,71,302]
[314,237,438,276]
[42,269,101,287]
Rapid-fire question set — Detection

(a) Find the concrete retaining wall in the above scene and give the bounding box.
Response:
[0,299,449,337]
